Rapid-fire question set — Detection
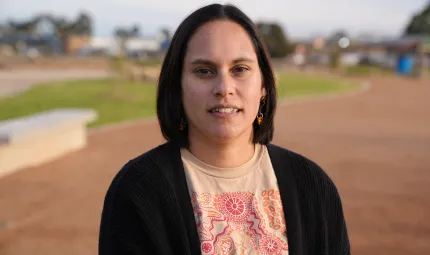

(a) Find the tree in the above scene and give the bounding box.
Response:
[130,24,141,38]
[54,17,70,36]
[110,24,144,90]
[114,24,140,38]
[256,22,293,58]
[70,11,93,35]
[327,30,349,47]
[404,1,430,35]
[114,24,141,57]
[160,27,171,41]
[326,29,350,70]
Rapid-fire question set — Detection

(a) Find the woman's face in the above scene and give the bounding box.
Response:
[182,20,265,144]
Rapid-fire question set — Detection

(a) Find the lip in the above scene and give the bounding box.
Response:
[208,110,240,119]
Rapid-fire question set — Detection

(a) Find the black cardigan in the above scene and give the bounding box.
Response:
[99,142,350,255]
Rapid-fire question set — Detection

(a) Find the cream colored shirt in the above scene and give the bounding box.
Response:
[181,144,289,255]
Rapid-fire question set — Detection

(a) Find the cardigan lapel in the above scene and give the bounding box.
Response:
[268,144,304,255]
[166,143,202,255]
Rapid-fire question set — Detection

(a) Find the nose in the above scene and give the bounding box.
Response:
[213,71,235,97]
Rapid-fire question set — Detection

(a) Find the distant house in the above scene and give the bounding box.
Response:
[0,15,62,55]
[32,16,57,36]
[0,14,94,56]
[291,35,430,70]
[361,36,429,53]
[357,35,430,69]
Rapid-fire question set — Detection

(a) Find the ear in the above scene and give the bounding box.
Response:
[261,86,267,98]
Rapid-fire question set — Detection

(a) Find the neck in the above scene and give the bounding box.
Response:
[187,131,255,168]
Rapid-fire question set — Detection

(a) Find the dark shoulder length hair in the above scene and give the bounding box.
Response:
[156,3,277,148]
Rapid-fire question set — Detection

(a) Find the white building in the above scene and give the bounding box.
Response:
[80,36,162,57]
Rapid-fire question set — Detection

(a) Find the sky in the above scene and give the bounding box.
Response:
[0,0,428,39]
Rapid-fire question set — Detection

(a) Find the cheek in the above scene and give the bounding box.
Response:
[183,87,198,103]
[243,78,264,114]
[248,98,261,117]
[182,78,206,113]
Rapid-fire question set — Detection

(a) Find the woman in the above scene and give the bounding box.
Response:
[99,3,350,255]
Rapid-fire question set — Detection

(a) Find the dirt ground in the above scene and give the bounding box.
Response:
[0,69,111,98]
[0,74,429,255]
[0,57,160,98]
[1,57,110,70]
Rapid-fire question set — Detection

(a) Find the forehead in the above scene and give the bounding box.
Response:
[185,20,257,62]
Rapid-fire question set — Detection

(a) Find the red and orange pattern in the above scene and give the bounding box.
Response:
[191,190,288,255]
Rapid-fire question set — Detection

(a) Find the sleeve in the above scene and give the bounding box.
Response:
[309,160,350,255]
[98,177,153,255]
[323,176,351,255]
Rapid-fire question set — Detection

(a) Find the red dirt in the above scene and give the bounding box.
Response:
[0,75,429,255]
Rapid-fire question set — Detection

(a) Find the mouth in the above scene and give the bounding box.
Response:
[208,108,241,113]
[208,106,242,114]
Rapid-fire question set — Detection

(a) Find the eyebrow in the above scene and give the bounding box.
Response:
[190,57,255,65]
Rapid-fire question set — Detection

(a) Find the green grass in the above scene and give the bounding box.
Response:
[0,79,157,127]
[343,64,393,76]
[135,58,163,67]
[276,73,359,98]
[0,72,359,127]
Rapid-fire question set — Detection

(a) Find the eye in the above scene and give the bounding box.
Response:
[232,66,249,75]
[195,68,215,77]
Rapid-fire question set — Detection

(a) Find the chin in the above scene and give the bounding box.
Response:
[211,132,237,142]
[207,126,248,142]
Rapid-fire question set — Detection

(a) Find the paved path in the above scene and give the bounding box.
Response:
[0,69,111,98]
[0,75,429,255]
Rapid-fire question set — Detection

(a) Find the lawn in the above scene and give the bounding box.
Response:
[0,72,359,127]
[276,73,358,99]
[343,64,394,77]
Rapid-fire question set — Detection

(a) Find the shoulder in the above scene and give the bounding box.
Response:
[267,145,350,252]
[105,142,177,199]
[267,143,340,197]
